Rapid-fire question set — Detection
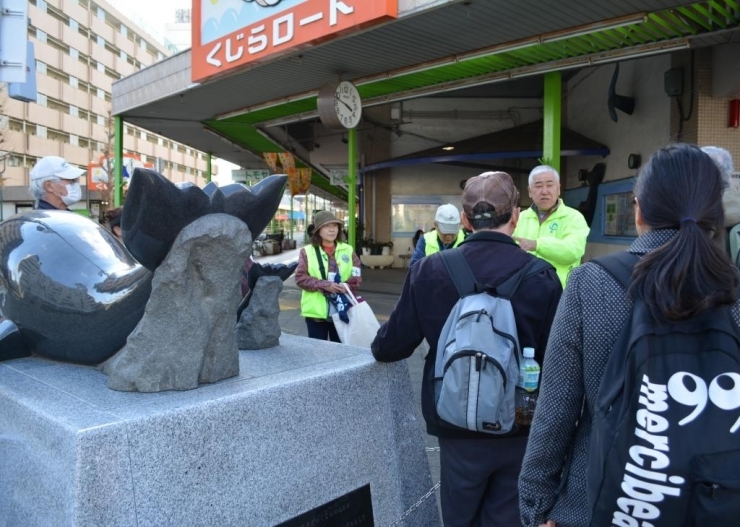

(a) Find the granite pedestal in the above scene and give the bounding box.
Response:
[0,334,440,527]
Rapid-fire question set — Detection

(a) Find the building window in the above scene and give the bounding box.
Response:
[121,25,127,38]
[97,62,105,73]
[97,6,105,20]
[38,0,47,12]
[97,35,104,47]
[70,105,79,117]
[97,88,105,99]
[70,47,79,60]
[70,76,78,88]
[97,115,105,126]
[70,135,79,146]
[37,30,47,43]
[37,125,47,138]
[120,50,127,61]
[36,61,47,74]
[69,18,78,31]
[37,93,48,107]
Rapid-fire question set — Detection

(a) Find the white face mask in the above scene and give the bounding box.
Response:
[59,182,82,206]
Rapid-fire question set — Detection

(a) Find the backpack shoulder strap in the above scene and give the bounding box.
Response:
[496,257,553,299]
[440,249,477,297]
[591,251,640,289]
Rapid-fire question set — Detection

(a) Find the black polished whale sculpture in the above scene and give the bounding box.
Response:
[0,171,289,364]
[0,211,153,364]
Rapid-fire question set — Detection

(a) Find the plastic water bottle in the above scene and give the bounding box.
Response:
[515,347,541,426]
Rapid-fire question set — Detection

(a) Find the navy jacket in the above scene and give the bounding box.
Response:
[371,230,562,439]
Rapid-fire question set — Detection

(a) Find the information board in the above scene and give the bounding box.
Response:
[604,191,637,238]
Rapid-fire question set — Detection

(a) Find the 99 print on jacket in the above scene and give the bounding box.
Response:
[586,295,740,527]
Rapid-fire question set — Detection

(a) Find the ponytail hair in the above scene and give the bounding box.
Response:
[630,143,738,321]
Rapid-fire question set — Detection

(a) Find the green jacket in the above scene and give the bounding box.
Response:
[513,199,589,287]
[300,242,355,320]
[423,230,465,256]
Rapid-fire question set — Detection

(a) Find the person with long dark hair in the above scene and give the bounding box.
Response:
[518,144,740,527]
[294,211,362,341]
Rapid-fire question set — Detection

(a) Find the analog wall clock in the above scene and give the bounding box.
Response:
[317,81,363,130]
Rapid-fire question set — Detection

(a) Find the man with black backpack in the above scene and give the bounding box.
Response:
[371,171,562,527]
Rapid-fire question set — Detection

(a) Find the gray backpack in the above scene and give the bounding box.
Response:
[435,249,550,435]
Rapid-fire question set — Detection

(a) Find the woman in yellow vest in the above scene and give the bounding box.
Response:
[294,210,362,341]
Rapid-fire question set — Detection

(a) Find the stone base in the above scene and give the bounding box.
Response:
[0,334,439,527]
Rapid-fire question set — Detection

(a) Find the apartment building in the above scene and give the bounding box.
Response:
[1,0,211,220]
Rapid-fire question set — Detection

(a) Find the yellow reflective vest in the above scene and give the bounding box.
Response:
[423,230,465,257]
[300,242,355,320]
[513,199,590,288]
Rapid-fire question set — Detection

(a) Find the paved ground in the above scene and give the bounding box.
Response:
[254,242,442,519]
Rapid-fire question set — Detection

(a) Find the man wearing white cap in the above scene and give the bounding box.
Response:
[409,203,465,266]
[28,156,86,210]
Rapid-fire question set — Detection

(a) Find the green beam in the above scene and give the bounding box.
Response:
[347,127,357,251]
[543,71,561,173]
[692,4,727,28]
[114,115,123,207]
[206,153,212,183]
[676,6,713,30]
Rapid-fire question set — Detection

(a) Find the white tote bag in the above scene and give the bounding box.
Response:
[332,284,380,348]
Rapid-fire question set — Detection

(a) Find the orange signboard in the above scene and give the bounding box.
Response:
[192,0,398,83]
[87,154,152,192]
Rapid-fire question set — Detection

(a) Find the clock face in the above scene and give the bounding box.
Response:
[333,81,362,129]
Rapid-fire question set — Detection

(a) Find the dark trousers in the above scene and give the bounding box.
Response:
[305,318,340,342]
[438,435,527,527]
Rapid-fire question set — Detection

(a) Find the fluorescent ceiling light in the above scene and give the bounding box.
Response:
[458,38,541,62]
[442,146,455,151]
[510,59,591,79]
[541,13,647,44]
[590,41,690,64]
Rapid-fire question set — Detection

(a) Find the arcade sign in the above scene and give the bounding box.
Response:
[192,0,398,83]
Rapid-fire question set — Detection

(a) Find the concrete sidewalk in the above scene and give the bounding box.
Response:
[254,240,409,297]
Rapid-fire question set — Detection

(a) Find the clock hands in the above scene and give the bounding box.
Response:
[335,96,354,113]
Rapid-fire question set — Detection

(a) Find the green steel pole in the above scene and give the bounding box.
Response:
[114,115,123,207]
[290,195,294,241]
[348,127,357,250]
[205,153,212,183]
[543,71,562,173]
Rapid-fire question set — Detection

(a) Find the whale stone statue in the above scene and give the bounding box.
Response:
[0,171,290,365]
[0,210,153,364]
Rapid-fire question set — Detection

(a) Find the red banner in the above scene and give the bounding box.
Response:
[192,0,397,82]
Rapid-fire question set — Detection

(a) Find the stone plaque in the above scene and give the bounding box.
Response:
[276,484,374,527]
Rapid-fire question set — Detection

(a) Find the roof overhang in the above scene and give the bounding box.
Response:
[364,121,610,173]
[112,0,740,201]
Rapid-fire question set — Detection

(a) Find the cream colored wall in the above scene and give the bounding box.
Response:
[2,0,206,220]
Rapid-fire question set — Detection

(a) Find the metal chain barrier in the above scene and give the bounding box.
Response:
[387,481,441,527]
[387,445,442,526]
